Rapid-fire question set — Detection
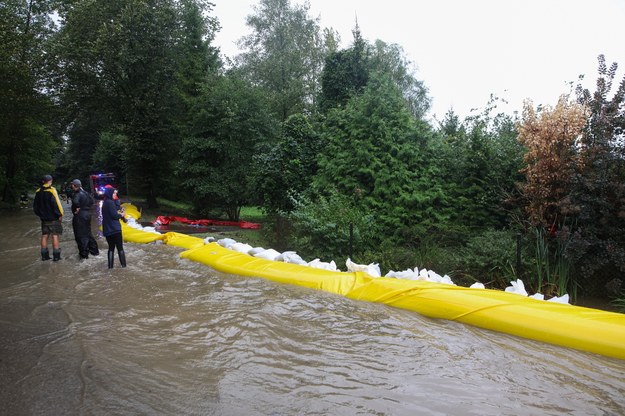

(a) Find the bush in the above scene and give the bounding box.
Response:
[287,191,377,262]
[453,228,527,289]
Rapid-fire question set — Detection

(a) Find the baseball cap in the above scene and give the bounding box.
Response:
[41,174,53,183]
[71,179,82,187]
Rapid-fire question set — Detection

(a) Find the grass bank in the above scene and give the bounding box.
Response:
[123,196,268,248]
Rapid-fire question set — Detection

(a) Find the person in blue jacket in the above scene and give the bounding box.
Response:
[102,186,126,268]
[33,175,64,261]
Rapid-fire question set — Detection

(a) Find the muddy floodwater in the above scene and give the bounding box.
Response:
[1,207,624,416]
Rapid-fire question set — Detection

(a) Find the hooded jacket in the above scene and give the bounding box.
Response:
[101,187,123,237]
[33,184,64,221]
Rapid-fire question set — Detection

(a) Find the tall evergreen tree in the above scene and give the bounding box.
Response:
[314,73,433,241]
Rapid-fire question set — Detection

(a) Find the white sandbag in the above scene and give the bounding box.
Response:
[254,248,282,261]
[385,269,419,280]
[345,258,381,277]
[547,293,570,304]
[470,282,486,289]
[504,279,528,296]
[529,293,545,300]
[204,236,216,243]
[217,238,237,248]
[230,242,253,254]
[279,251,307,265]
[308,259,338,271]
[248,247,266,256]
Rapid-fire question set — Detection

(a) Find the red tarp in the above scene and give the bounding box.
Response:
[153,215,261,229]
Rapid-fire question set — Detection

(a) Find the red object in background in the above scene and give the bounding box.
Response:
[153,215,261,229]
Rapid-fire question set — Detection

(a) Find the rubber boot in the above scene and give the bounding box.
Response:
[53,249,61,262]
[118,250,127,268]
[41,248,51,261]
[107,251,115,269]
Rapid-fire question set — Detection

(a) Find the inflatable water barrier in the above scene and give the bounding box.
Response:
[119,204,625,360]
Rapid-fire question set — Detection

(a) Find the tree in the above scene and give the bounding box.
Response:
[314,73,433,241]
[55,0,221,207]
[318,25,369,112]
[569,55,625,284]
[253,113,321,213]
[177,74,278,220]
[236,0,327,120]
[369,39,430,119]
[0,0,59,203]
[517,96,588,229]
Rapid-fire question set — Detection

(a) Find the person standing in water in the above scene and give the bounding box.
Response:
[70,179,99,259]
[33,175,64,261]
[101,186,126,268]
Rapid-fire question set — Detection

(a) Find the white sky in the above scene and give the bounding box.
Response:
[212,0,625,121]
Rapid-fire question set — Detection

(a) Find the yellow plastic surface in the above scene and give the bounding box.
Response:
[182,243,625,360]
[119,204,625,360]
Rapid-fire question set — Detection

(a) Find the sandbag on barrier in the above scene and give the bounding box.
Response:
[181,242,359,295]
[180,242,625,361]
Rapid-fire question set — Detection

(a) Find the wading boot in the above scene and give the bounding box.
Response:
[107,251,114,269]
[53,249,61,262]
[41,248,51,261]
[118,250,127,268]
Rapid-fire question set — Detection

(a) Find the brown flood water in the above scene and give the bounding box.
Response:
[1,207,624,416]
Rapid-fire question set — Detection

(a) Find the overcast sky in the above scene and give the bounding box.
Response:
[212,0,625,121]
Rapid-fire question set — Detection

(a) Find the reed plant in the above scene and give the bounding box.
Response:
[533,227,576,301]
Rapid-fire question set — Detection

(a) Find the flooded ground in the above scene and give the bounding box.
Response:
[1,207,624,415]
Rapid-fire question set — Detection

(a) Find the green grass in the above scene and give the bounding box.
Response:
[123,195,269,247]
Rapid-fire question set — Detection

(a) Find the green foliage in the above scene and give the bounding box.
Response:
[530,226,577,300]
[319,26,369,112]
[435,105,524,230]
[314,72,434,239]
[0,0,59,203]
[287,190,377,262]
[91,132,128,186]
[253,113,321,213]
[236,0,327,120]
[177,74,278,220]
[454,229,528,289]
[567,55,625,289]
[55,0,222,207]
[368,39,430,119]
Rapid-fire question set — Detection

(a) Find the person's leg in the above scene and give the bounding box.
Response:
[106,235,115,268]
[74,217,90,259]
[114,234,126,267]
[86,218,99,256]
[40,234,48,249]
[52,234,61,261]
[40,233,50,261]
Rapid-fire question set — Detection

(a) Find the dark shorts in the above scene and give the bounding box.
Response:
[41,220,63,236]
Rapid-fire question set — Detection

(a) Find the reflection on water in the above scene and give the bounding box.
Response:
[1,208,624,416]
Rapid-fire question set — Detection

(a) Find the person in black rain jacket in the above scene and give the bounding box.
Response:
[70,179,99,259]
[33,175,64,261]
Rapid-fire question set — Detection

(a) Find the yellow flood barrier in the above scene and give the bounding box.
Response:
[181,243,625,361]
[119,204,625,360]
